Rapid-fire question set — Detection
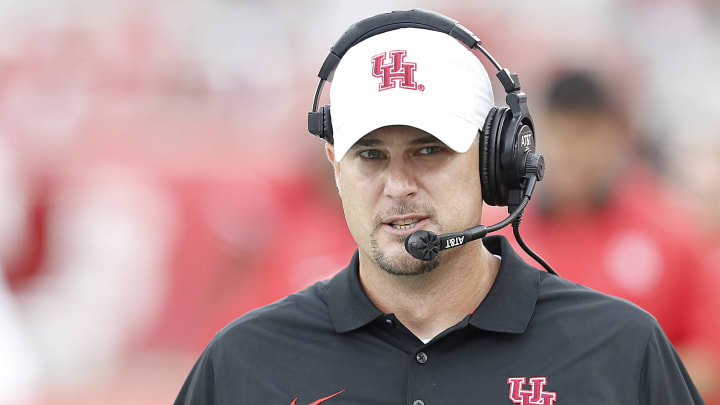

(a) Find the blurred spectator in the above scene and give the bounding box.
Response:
[0,138,41,404]
[0,138,29,274]
[13,164,178,392]
[0,272,42,404]
[662,96,720,404]
[485,70,718,401]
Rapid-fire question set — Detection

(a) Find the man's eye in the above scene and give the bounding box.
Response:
[359,150,384,160]
[418,146,442,155]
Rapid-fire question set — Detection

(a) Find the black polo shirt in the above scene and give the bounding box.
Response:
[175,235,704,405]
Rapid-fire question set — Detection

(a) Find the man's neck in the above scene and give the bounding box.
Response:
[358,244,500,342]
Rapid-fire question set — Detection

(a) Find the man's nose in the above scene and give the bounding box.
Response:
[383,157,418,199]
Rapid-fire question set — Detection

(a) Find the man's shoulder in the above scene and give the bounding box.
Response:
[214,279,333,346]
[536,270,660,332]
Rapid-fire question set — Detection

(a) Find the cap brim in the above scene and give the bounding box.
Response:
[332,103,480,162]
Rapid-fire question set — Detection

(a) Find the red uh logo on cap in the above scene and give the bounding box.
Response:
[371,50,425,92]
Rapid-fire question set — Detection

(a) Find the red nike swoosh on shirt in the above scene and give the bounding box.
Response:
[290,389,345,405]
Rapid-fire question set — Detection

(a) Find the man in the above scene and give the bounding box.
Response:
[176,11,703,404]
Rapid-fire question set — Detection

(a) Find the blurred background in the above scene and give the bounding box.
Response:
[0,0,718,403]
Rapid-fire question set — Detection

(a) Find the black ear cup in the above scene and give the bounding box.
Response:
[492,107,514,207]
[308,104,333,143]
[480,107,499,206]
[481,107,511,206]
[321,104,333,144]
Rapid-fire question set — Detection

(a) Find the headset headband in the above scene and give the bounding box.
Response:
[317,9,479,81]
[310,9,522,114]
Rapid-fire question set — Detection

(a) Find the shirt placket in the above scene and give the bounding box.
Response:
[406,343,435,405]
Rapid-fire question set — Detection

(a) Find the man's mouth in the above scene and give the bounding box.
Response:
[390,218,421,230]
[380,215,431,237]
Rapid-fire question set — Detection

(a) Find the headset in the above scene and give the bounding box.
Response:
[307,9,556,275]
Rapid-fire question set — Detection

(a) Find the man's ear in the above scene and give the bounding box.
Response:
[325,143,342,193]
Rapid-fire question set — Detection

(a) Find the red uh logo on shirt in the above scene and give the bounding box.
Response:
[507,377,557,405]
[371,50,424,91]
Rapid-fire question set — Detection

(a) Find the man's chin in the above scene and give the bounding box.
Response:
[369,239,441,277]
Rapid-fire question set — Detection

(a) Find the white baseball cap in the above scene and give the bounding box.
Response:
[329,27,494,162]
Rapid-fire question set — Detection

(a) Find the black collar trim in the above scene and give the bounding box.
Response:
[468,235,539,334]
[327,251,384,333]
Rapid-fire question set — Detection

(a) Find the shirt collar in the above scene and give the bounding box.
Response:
[326,235,540,334]
[468,235,540,334]
[327,251,384,333]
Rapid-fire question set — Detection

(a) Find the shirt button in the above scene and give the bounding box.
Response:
[385,318,394,326]
[416,352,428,364]
[413,400,425,405]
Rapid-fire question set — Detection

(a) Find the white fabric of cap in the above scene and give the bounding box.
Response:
[329,28,494,162]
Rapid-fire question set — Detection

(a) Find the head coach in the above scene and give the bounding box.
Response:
[175,9,704,405]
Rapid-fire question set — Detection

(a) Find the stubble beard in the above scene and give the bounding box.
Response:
[369,203,442,277]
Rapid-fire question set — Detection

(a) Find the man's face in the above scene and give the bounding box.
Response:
[327,125,483,276]
[539,110,629,211]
